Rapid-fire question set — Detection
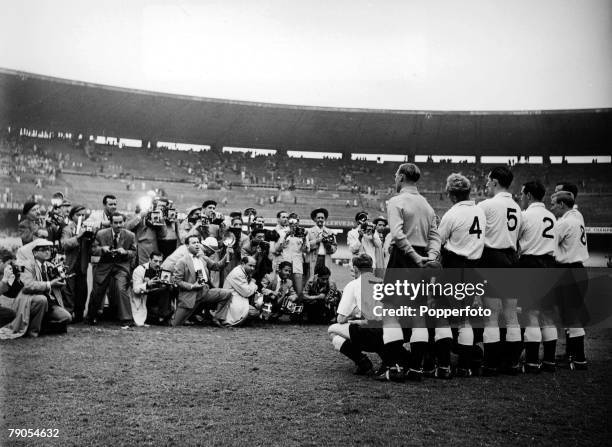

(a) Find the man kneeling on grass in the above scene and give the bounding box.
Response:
[0,239,71,339]
[328,254,387,376]
[260,261,300,321]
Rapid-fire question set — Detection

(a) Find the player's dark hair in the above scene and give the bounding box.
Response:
[149,250,163,259]
[556,182,579,199]
[523,181,546,201]
[489,166,513,188]
[278,261,293,271]
[352,253,373,271]
[102,194,117,205]
[277,210,288,218]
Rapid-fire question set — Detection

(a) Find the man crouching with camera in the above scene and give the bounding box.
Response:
[132,250,175,326]
[0,239,71,339]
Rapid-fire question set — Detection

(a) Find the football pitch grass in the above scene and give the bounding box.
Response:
[1,323,611,446]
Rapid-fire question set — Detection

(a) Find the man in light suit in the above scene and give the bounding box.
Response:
[305,208,337,278]
[85,213,136,326]
[172,235,232,327]
[0,239,71,339]
[216,256,260,326]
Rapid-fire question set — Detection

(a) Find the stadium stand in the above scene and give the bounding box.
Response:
[2,135,611,226]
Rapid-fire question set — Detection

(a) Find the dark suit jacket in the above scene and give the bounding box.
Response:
[92,228,136,271]
[61,221,92,275]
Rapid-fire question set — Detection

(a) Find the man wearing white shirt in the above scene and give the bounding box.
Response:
[550,190,589,370]
[518,181,556,267]
[518,181,558,373]
[328,254,392,376]
[271,210,290,270]
[347,212,381,270]
[438,173,485,377]
[439,174,485,267]
[477,166,521,375]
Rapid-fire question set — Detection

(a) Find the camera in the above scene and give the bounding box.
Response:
[211,211,225,225]
[150,209,163,225]
[252,239,270,251]
[166,208,177,222]
[10,261,25,275]
[290,226,306,238]
[48,261,69,280]
[195,269,205,285]
[4,262,25,298]
[159,269,173,283]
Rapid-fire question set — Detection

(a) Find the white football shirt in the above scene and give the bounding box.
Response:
[477,192,522,250]
[554,209,589,264]
[337,277,361,319]
[438,200,486,260]
[518,202,556,256]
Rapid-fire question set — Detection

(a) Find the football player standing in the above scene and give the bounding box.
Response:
[477,166,522,375]
[438,173,486,377]
[518,181,557,373]
[550,190,589,370]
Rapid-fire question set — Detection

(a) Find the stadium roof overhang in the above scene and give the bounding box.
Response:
[1,68,611,156]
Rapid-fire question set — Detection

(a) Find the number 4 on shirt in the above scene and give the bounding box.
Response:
[469,216,482,238]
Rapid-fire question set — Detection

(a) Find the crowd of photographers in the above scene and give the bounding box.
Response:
[0,192,393,338]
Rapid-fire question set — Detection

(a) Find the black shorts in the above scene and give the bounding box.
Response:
[348,324,412,352]
[441,248,479,268]
[553,263,589,327]
[518,254,555,268]
[479,247,518,268]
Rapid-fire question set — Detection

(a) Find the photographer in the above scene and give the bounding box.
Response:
[217,256,262,326]
[347,211,381,269]
[241,228,273,288]
[126,200,168,266]
[306,208,337,276]
[0,250,18,326]
[17,201,42,245]
[279,213,308,297]
[156,198,180,259]
[132,251,174,326]
[172,235,232,327]
[178,206,205,243]
[372,216,389,274]
[86,213,136,326]
[83,194,117,231]
[0,239,71,339]
[302,265,341,324]
[202,200,221,238]
[46,193,71,246]
[60,205,93,323]
[260,261,299,320]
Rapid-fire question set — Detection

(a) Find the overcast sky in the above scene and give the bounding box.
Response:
[2,0,611,110]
